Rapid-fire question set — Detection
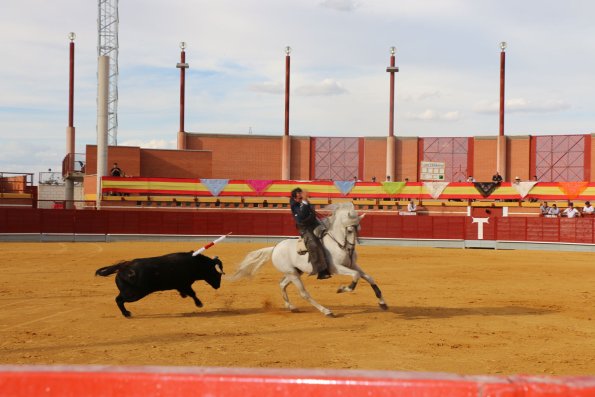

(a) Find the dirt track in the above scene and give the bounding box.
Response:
[0,241,594,375]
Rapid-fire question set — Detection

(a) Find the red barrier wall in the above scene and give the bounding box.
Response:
[0,208,594,244]
[1,366,595,397]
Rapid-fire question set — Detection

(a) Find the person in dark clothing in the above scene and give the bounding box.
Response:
[290,188,331,279]
[492,171,503,183]
[110,162,122,177]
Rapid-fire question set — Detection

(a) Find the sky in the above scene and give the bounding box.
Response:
[1,0,594,179]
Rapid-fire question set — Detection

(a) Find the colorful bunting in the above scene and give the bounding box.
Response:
[334,180,356,196]
[559,182,589,200]
[423,182,449,199]
[200,179,229,197]
[381,182,406,195]
[247,180,273,196]
[473,182,500,198]
[512,181,537,198]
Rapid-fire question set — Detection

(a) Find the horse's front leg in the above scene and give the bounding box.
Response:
[334,264,361,294]
[288,274,334,317]
[352,263,388,310]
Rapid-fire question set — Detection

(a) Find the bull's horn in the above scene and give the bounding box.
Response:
[215,263,225,274]
[213,256,219,260]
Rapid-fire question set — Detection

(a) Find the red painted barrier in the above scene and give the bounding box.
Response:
[1,366,595,397]
[0,208,594,244]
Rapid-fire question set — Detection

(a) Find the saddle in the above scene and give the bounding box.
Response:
[296,224,327,255]
[297,237,308,255]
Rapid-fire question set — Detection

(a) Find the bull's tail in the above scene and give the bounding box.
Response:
[228,247,274,281]
[95,261,126,277]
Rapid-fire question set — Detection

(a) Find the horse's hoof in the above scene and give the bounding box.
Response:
[336,287,345,294]
[379,303,389,311]
[289,307,300,313]
[325,312,336,318]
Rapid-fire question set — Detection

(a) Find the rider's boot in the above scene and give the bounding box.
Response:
[317,269,331,279]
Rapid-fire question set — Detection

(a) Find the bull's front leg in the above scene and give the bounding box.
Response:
[179,286,203,308]
[116,295,131,317]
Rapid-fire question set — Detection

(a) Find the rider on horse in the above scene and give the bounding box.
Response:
[290,187,332,280]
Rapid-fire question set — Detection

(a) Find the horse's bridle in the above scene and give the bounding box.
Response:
[326,222,360,258]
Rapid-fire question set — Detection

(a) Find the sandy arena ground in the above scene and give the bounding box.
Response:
[0,241,594,375]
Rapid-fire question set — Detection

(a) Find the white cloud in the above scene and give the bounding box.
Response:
[295,79,347,96]
[119,139,176,149]
[248,81,284,95]
[320,0,361,12]
[473,98,571,114]
[441,111,461,121]
[404,109,460,121]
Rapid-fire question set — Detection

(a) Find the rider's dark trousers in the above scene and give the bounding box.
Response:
[299,227,329,274]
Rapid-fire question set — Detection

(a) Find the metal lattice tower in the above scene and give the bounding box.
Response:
[97,0,119,145]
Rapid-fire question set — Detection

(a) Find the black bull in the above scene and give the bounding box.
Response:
[95,252,224,317]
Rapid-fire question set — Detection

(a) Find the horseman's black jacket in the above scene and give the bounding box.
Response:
[290,198,318,229]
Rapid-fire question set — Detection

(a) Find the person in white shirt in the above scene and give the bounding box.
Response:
[582,201,594,216]
[562,203,580,218]
[539,202,549,216]
[407,200,417,212]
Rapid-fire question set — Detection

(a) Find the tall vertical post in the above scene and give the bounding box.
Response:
[281,46,292,180]
[65,32,77,209]
[96,56,110,209]
[177,42,189,150]
[386,46,399,181]
[496,42,507,180]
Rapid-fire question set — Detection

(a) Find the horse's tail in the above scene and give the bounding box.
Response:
[228,247,274,281]
[95,261,126,277]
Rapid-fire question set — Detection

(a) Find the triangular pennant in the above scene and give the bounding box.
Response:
[247,180,273,195]
[381,181,406,195]
[559,182,588,200]
[512,181,537,198]
[423,182,449,199]
[200,179,229,197]
[473,182,499,198]
[334,180,356,196]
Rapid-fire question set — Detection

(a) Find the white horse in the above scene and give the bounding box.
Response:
[229,203,388,317]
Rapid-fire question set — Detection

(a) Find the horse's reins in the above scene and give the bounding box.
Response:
[326,222,360,265]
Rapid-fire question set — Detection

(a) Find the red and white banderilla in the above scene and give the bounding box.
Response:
[192,232,232,256]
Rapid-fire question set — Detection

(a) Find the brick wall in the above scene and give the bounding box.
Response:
[186,133,283,179]
[85,145,141,176]
[38,185,84,209]
[290,136,311,180]
[396,137,419,181]
[362,137,386,181]
[140,149,212,178]
[507,136,531,180]
[473,137,497,181]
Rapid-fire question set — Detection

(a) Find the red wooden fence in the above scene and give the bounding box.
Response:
[1,208,593,244]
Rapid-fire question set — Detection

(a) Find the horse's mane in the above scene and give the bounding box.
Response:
[322,202,358,228]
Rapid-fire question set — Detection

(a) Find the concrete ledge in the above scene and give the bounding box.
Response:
[0,234,593,252]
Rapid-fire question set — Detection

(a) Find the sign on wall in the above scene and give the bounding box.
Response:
[420,161,445,181]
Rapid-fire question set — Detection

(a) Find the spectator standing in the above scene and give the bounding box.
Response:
[110,162,122,177]
[407,200,417,213]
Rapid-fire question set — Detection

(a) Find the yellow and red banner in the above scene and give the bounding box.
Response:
[101,177,595,201]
